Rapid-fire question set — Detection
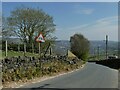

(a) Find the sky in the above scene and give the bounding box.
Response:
[2,2,118,41]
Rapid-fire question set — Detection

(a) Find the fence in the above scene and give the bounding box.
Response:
[1,40,55,57]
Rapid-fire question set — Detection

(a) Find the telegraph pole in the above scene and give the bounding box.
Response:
[118,40,120,58]
[105,35,108,60]
[94,48,95,56]
[97,46,100,61]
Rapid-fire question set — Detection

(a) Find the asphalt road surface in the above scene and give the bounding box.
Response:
[21,63,118,88]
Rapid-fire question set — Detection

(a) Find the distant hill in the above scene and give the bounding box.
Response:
[2,37,22,44]
[89,40,118,55]
[53,40,70,55]
[53,40,118,55]
[0,37,118,55]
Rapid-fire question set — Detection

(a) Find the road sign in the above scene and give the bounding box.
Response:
[35,33,45,58]
[36,33,45,43]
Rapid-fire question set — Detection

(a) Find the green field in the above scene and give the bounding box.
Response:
[1,50,42,59]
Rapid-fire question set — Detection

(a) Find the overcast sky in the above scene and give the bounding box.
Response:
[2,2,118,41]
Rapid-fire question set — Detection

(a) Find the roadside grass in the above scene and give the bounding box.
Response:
[2,49,86,87]
[1,50,41,59]
[2,58,85,86]
[88,55,106,61]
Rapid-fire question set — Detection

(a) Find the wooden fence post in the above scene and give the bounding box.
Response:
[18,44,20,52]
[24,43,26,56]
[32,43,34,54]
[5,40,7,57]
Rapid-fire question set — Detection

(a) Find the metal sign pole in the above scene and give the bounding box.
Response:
[36,32,45,76]
[39,42,41,58]
[39,42,42,75]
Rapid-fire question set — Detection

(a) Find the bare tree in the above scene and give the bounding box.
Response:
[6,7,55,44]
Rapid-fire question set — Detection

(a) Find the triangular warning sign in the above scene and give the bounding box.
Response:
[36,33,45,43]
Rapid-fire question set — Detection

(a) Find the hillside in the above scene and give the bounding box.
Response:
[0,37,118,56]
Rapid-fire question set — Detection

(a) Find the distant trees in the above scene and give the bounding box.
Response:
[70,33,90,61]
[3,7,56,44]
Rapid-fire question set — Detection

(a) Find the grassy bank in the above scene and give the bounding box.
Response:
[1,50,42,59]
[2,56,85,87]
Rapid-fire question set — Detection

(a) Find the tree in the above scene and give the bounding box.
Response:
[6,7,55,44]
[70,33,90,61]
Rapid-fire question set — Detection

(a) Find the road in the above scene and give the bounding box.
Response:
[21,63,118,88]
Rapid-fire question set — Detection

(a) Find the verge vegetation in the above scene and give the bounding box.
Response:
[2,55,85,87]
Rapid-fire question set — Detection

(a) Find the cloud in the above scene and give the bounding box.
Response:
[67,16,117,30]
[55,16,118,41]
[76,8,94,15]
[74,4,94,15]
[96,16,117,25]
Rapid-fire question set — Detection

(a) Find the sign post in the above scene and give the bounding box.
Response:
[35,32,45,76]
[39,43,41,57]
[35,32,45,58]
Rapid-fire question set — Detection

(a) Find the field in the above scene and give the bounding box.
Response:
[1,50,41,59]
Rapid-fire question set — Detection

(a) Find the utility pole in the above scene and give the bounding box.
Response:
[105,35,108,60]
[119,42,120,58]
[94,48,96,60]
[97,46,100,61]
